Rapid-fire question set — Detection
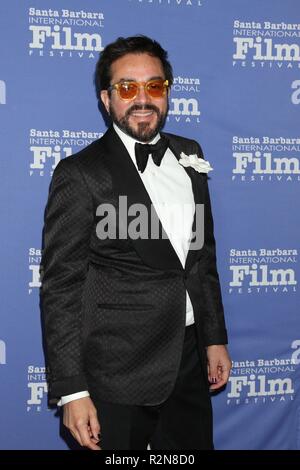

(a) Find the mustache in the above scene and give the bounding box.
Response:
[126,104,160,117]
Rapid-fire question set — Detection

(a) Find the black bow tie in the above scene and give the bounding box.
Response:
[135,136,169,173]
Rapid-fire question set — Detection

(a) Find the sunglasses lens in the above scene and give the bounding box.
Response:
[116,80,168,100]
[146,80,167,97]
[118,83,138,100]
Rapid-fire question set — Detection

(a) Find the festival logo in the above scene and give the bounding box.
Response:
[228,248,297,295]
[29,128,103,177]
[231,135,300,183]
[28,248,42,295]
[27,365,49,412]
[227,339,300,406]
[227,361,295,406]
[28,7,105,59]
[167,75,201,125]
[232,20,300,70]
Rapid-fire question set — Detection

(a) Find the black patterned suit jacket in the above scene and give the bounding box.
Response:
[41,126,228,405]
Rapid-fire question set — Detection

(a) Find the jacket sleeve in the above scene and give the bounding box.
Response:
[193,141,228,346]
[41,157,93,402]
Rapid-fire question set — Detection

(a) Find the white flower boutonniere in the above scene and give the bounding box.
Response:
[179,152,213,173]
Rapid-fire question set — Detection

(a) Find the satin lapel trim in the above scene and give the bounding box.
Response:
[166,135,205,272]
[101,127,182,271]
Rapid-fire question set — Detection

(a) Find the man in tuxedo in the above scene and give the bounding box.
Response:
[41,35,231,450]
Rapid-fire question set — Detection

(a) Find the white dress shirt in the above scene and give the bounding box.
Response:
[59,124,196,405]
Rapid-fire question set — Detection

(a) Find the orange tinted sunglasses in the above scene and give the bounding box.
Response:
[108,79,169,101]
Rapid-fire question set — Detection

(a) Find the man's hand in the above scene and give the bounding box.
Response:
[63,396,101,450]
[206,345,232,391]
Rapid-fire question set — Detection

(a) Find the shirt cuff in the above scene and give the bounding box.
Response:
[57,390,90,406]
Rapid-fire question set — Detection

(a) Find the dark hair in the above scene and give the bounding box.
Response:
[94,35,173,97]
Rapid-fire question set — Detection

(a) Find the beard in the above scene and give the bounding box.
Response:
[109,103,168,143]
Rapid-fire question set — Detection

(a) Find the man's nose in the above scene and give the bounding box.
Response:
[134,84,150,103]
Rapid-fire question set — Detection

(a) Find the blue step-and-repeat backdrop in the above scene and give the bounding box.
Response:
[0,0,299,450]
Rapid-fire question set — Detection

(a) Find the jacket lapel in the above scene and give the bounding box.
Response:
[101,127,182,271]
